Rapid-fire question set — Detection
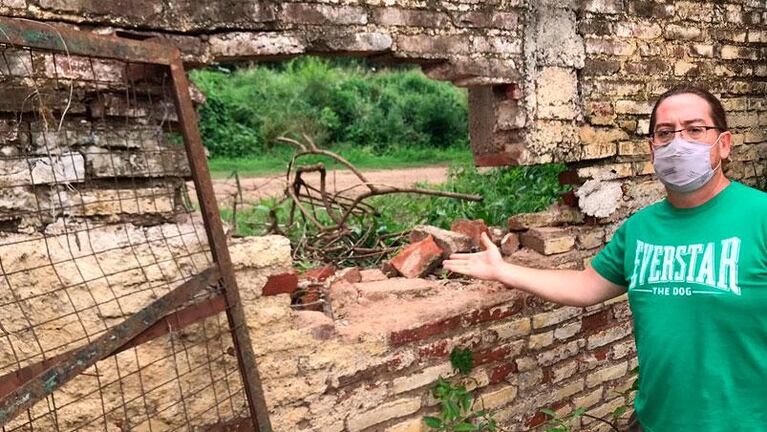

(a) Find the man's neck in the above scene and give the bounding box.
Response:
[666,173,731,208]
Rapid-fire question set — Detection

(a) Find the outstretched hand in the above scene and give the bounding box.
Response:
[443,232,504,281]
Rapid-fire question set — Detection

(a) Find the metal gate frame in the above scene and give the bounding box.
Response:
[0,17,271,431]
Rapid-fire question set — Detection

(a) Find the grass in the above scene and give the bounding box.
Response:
[220,162,569,267]
[208,145,473,178]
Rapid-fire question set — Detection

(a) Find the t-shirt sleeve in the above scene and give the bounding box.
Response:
[591,222,629,287]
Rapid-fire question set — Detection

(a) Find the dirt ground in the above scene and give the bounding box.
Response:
[188,165,450,206]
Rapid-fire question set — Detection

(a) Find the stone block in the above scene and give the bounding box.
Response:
[410,225,472,257]
[373,8,450,28]
[66,186,176,217]
[209,32,306,58]
[586,323,632,349]
[347,397,421,431]
[536,67,578,120]
[84,146,190,178]
[532,306,582,329]
[663,23,702,41]
[0,152,84,187]
[520,227,577,255]
[481,384,518,409]
[392,362,453,394]
[585,38,636,56]
[576,228,605,249]
[490,317,532,340]
[528,331,554,349]
[614,21,661,39]
[586,361,628,388]
[508,203,584,231]
[281,3,367,25]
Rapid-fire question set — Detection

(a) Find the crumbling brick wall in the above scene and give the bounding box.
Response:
[0,1,765,431]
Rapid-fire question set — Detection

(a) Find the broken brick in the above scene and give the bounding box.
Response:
[336,267,362,283]
[360,268,388,282]
[262,272,299,296]
[451,219,490,250]
[389,234,444,278]
[301,265,335,281]
[500,232,520,255]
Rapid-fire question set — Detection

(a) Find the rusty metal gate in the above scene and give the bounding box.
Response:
[0,17,271,431]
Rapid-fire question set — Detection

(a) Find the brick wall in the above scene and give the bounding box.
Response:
[245,247,637,432]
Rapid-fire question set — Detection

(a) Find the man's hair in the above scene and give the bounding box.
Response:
[648,85,729,134]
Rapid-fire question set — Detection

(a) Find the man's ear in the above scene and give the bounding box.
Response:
[648,139,655,163]
[718,131,732,161]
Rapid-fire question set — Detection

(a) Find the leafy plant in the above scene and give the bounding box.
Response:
[424,348,500,432]
[190,56,469,158]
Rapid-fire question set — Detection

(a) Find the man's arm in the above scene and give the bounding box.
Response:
[443,233,626,307]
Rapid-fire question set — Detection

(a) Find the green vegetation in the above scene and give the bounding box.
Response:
[219,162,567,268]
[191,57,470,175]
[425,347,499,431]
[220,163,566,238]
[207,145,471,177]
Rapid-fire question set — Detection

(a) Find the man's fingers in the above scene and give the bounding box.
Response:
[480,232,495,250]
[448,253,476,260]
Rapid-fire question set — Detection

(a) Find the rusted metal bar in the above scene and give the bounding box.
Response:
[168,51,272,432]
[0,290,227,400]
[0,16,175,64]
[0,267,221,427]
[202,417,256,432]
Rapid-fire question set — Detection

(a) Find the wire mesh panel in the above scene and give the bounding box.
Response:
[0,18,269,431]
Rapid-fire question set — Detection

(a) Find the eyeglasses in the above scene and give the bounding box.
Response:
[651,125,720,146]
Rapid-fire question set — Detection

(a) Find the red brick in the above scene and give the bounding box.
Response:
[451,219,490,250]
[582,310,612,334]
[594,347,609,361]
[301,265,335,281]
[474,346,510,366]
[389,235,444,278]
[418,339,450,358]
[474,152,513,167]
[503,83,523,100]
[336,267,362,283]
[558,169,579,185]
[389,316,462,347]
[461,300,524,327]
[526,411,548,428]
[262,272,299,296]
[490,362,517,384]
[542,367,553,384]
[500,233,520,255]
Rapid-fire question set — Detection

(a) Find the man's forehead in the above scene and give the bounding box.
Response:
[655,93,713,124]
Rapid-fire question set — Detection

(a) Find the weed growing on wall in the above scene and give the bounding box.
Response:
[425,348,499,431]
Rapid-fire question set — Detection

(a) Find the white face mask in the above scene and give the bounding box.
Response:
[652,134,722,193]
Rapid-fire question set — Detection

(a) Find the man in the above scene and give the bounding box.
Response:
[443,85,767,432]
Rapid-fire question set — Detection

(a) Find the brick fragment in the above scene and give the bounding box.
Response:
[389,235,443,278]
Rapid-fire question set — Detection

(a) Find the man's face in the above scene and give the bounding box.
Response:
[649,93,732,169]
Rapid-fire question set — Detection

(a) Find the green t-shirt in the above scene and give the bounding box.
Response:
[591,181,767,432]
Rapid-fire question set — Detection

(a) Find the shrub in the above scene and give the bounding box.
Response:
[190,57,469,158]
